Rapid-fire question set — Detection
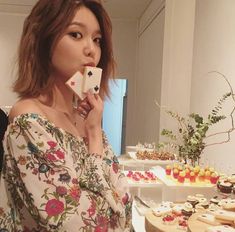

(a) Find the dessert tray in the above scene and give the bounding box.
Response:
[151,166,216,188]
[123,170,162,187]
[128,151,176,165]
[144,195,235,232]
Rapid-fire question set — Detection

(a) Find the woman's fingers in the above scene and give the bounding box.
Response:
[86,92,103,111]
[77,106,88,119]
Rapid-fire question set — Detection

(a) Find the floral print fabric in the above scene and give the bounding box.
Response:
[0,113,132,231]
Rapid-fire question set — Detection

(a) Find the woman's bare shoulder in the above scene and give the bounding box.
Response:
[9,98,45,123]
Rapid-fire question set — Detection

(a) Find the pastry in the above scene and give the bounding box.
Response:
[220,199,235,211]
[213,209,235,221]
[162,214,176,225]
[206,225,235,232]
[172,205,183,216]
[197,213,220,226]
[152,204,172,217]
[178,219,188,231]
[210,197,220,205]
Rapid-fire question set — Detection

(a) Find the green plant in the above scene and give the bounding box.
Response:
[158,72,235,166]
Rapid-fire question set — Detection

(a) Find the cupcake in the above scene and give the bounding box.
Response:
[219,180,233,194]
[187,195,199,207]
[200,201,209,209]
[185,169,190,179]
[205,170,211,180]
[210,173,219,184]
[165,165,172,175]
[210,197,220,205]
[173,169,179,179]
[198,197,207,204]
[181,202,193,217]
[195,203,205,213]
[198,170,205,182]
[190,172,196,183]
[178,171,186,183]
[193,166,200,176]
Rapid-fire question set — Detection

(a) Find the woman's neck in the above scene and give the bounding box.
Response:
[39,77,75,115]
[53,80,75,114]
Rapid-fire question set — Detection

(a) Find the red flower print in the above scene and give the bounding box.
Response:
[18,155,27,165]
[109,213,118,229]
[23,226,31,232]
[54,149,65,159]
[112,163,118,174]
[32,168,38,175]
[69,185,81,202]
[95,215,109,232]
[122,193,129,205]
[46,153,57,161]
[87,200,96,217]
[0,207,5,217]
[56,186,67,196]
[45,199,64,216]
[72,178,79,184]
[94,226,108,232]
[47,141,57,148]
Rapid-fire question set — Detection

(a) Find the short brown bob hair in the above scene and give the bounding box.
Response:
[14,0,115,99]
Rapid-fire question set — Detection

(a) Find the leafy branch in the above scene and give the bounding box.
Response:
[156,72,235,165]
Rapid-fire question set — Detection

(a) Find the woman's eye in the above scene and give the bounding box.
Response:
[94,37,102,46]
[69,32,82,39]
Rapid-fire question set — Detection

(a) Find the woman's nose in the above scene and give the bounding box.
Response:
[84,39,95,57]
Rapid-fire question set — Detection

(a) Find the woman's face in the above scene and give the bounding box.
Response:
[51,6,102,80]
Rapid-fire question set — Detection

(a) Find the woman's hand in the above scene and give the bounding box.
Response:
[77,91,103,154]
[84,92,103,131]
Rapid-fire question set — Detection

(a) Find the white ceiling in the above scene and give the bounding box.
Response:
[0,0,152,19]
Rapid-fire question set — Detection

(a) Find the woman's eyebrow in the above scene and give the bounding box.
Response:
[69,22,101,35]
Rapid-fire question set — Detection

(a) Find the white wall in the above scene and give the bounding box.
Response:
[159,0,196,137]
[0,13,26,107]
[135,1,165,144]
[191,0,235,174]
[111,19,138,146]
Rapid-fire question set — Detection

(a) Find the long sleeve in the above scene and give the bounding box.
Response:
[0,113,132,231]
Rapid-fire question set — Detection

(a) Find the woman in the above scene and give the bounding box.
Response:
[0,0,132,231]
[0,108,8,172]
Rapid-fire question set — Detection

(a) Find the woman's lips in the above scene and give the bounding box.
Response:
[84,62,95,67]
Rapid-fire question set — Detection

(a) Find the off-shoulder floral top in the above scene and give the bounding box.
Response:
[0,113,132,231]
